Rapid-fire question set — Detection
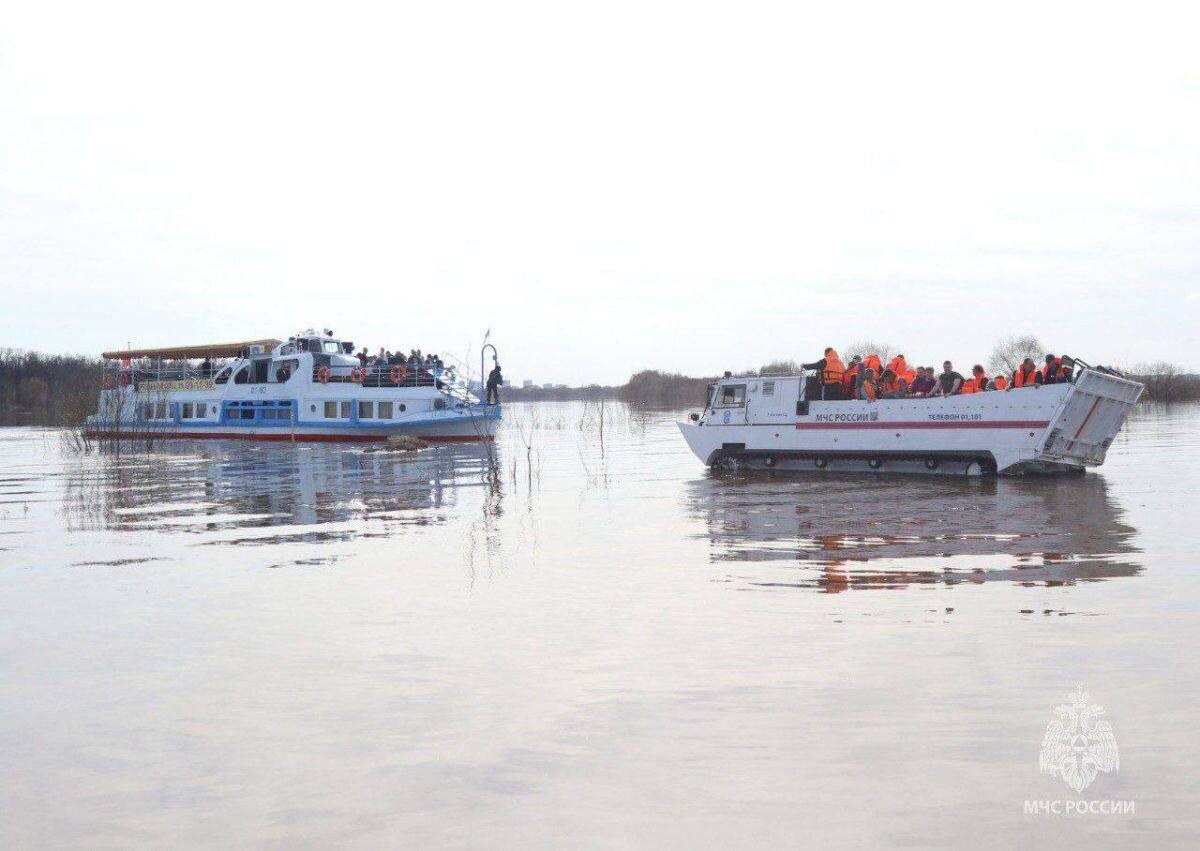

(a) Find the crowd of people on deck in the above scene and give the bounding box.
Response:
[355,347,445,371]
[800,349,1073,402]
[349,347,454,389]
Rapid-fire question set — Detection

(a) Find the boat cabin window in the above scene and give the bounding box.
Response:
[378,401,393,419]
[182,403,193,418]
[233,365,249,384]
[215,366,233,385]
[323,340,342,354]
[251,358,271,384]
[715,384,746,408]
[358,401,374,419]
[140,401,170,420]
[273,359,298,383]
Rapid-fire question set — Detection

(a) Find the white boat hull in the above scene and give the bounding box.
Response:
[679,368,1143,475]
[86,411,496,443]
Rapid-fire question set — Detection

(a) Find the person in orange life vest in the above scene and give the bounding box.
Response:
[929,361,964,397]
[961,364,988,394]
[886,354,907,379]
[879,368,907,398]
[858,368,880,401]
[1012,357,1038,388]
[1040,354,1069,385]
[842,355,863,396]
[991,374,1009,390]
[801,347,847,400]
[863,353,883,376]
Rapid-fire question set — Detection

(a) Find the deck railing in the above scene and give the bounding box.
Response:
[311,363,453,388]
[101,354,482,406]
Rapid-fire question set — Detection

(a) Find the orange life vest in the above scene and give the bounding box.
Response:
[822,350,846,385]
[886,355,907,377]
[1013,364,1037,387]
[961,375,987,394]
[1042,358,1066,384]
[843,362,861,390]
[864,354,882,375]
[882,377,904,395]
[902,369,916,385]
[993,375,1008,390]
[860,380,878,401]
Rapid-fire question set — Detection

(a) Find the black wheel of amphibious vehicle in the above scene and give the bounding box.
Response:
[709,448,1001,476]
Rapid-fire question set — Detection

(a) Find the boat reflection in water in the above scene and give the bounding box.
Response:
[684,473,1141,593]
[61,440,500,553]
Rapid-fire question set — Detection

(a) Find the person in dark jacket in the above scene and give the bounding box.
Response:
[486,364,503,404]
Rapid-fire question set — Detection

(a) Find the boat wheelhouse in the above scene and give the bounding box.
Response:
[678,357,1143,475]
[86,330,499,443]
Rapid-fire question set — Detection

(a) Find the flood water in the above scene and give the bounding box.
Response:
[2,402,1198,848]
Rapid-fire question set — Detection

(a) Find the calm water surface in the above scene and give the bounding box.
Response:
[2,402,1198,848]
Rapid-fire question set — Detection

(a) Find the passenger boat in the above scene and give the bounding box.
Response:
[86,331,500,443]
[678,358,1143,475]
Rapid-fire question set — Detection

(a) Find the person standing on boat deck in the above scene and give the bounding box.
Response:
[960,365,988,393]
[486,363,503,404]
[909,367,935,397]
[929,361,964,397]
[1012,357,1038,388]
[858,368,880,400]
[879,368,907,398]
[843,355,864,398]
[801,347,846,400]
[1040,354,1070,385]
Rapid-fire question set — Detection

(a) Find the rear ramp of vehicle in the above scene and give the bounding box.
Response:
[1024,366,1143,471]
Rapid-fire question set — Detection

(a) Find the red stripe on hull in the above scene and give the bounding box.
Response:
[793,420,1049,431]
[84,430,493,443]
[1066,398,1102,450]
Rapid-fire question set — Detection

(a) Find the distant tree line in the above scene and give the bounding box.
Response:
[502,383,619,402]
[618,362,800,407]
[1127,362,1200,402]
[0,349,101,426]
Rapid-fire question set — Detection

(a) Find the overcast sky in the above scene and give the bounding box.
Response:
[2,2,1197,384]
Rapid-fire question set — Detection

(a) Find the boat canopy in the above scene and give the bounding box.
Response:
[102,339,282,360]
